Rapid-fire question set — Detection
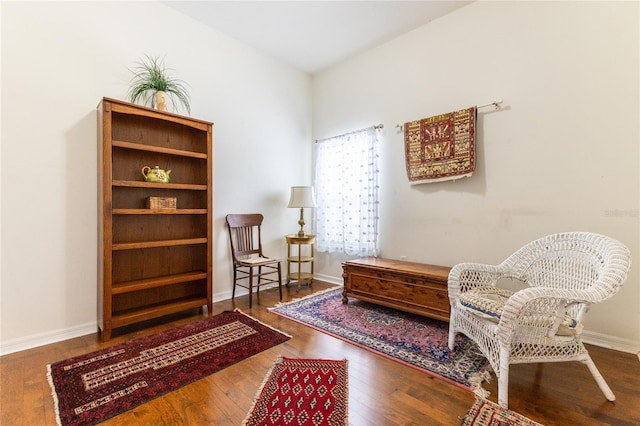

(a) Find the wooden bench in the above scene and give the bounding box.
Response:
[342,257,451,322]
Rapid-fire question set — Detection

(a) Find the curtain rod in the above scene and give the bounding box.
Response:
[477,99,503,109]
[314,123,383,143]
[394,100,504,131]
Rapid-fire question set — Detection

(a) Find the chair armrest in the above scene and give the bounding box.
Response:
[497,287,589,341]
[448,262,507,301]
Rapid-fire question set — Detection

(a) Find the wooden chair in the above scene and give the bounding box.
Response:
[226,214,282,308]
[447,232,631,408]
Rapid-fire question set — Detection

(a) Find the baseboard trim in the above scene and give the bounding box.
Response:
[313,273,343,286]
[0,321,97,356]
[581,329,640,355]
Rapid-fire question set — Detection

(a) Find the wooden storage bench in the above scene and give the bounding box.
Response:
[342,257,451,322]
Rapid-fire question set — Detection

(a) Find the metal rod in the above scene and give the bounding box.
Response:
[477,99,503,109]
[396,100,504,131]
[315,123,383,143]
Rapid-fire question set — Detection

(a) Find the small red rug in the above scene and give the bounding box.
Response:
[243,357,348,426]
[461,398,544,426]
[47,310,290,426]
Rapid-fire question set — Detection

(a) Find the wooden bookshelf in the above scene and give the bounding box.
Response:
[97,97,213,340]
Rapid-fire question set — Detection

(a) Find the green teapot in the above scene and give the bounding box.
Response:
[141,165,171,183]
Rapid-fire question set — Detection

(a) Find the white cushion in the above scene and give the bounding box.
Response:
[238,256,277,265]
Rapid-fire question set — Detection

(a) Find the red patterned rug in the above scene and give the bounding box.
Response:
[270,287,488,390]
[47,310,290,426]
[462,398,544,426]
[243,357,348,426]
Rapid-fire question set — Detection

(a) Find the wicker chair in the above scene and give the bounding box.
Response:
[447,232,631,408]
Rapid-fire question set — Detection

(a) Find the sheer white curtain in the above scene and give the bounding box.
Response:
[314,127,379,256]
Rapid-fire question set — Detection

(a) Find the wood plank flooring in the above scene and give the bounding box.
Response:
[1,281,639,425]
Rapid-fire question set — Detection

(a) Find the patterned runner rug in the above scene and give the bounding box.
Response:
[270,287,488,390]
[243,357,348,426]
[461,398,544,426]
[47,310,290,426]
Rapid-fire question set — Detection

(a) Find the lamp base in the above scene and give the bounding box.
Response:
[297,208,307,237]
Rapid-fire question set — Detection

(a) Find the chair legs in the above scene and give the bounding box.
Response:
[233,264,283,309]
[248,266,254,309]
[498,346,511,408]
[447,311,457,351]
[449,313,616,409]
[583,355,616,401]
[256,266,262,295]
[232,267,237,300]
[492,351,614,409]
[277,262,283,301]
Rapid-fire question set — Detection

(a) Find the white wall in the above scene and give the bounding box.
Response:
[0,2,312,353]
[313,1,640,351]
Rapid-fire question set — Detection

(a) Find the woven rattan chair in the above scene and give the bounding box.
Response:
[226,214,282,309]
[447,232,631,408]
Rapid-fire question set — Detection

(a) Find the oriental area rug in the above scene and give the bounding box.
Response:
[243,357,348,426]
[269,287,488,390]
[47,310,290,426]
[461,398,544,426]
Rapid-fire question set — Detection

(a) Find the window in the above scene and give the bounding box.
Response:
[314,127,380,256]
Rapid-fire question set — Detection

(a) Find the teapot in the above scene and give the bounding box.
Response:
[141,165,171,183]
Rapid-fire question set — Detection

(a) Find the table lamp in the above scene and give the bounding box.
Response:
[288,186,317,237]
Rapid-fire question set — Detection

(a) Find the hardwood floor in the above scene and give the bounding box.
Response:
[2,281,639,425]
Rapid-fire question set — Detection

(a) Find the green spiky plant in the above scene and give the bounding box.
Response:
[127,55,191,115]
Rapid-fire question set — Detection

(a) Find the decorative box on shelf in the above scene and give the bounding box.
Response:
[147,196,177,209]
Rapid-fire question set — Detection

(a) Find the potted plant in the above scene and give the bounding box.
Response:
[127,54,191,115]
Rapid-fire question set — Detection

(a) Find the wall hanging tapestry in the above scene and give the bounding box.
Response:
[461,398,544,426]
[47,310,290,426]
[404,106,477,184]
[269,287,488,390]
[243,357,349,426]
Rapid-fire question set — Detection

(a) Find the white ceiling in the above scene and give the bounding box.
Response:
[162,1,473,74]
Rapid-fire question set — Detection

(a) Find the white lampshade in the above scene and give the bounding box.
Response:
[287,186,317,208]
